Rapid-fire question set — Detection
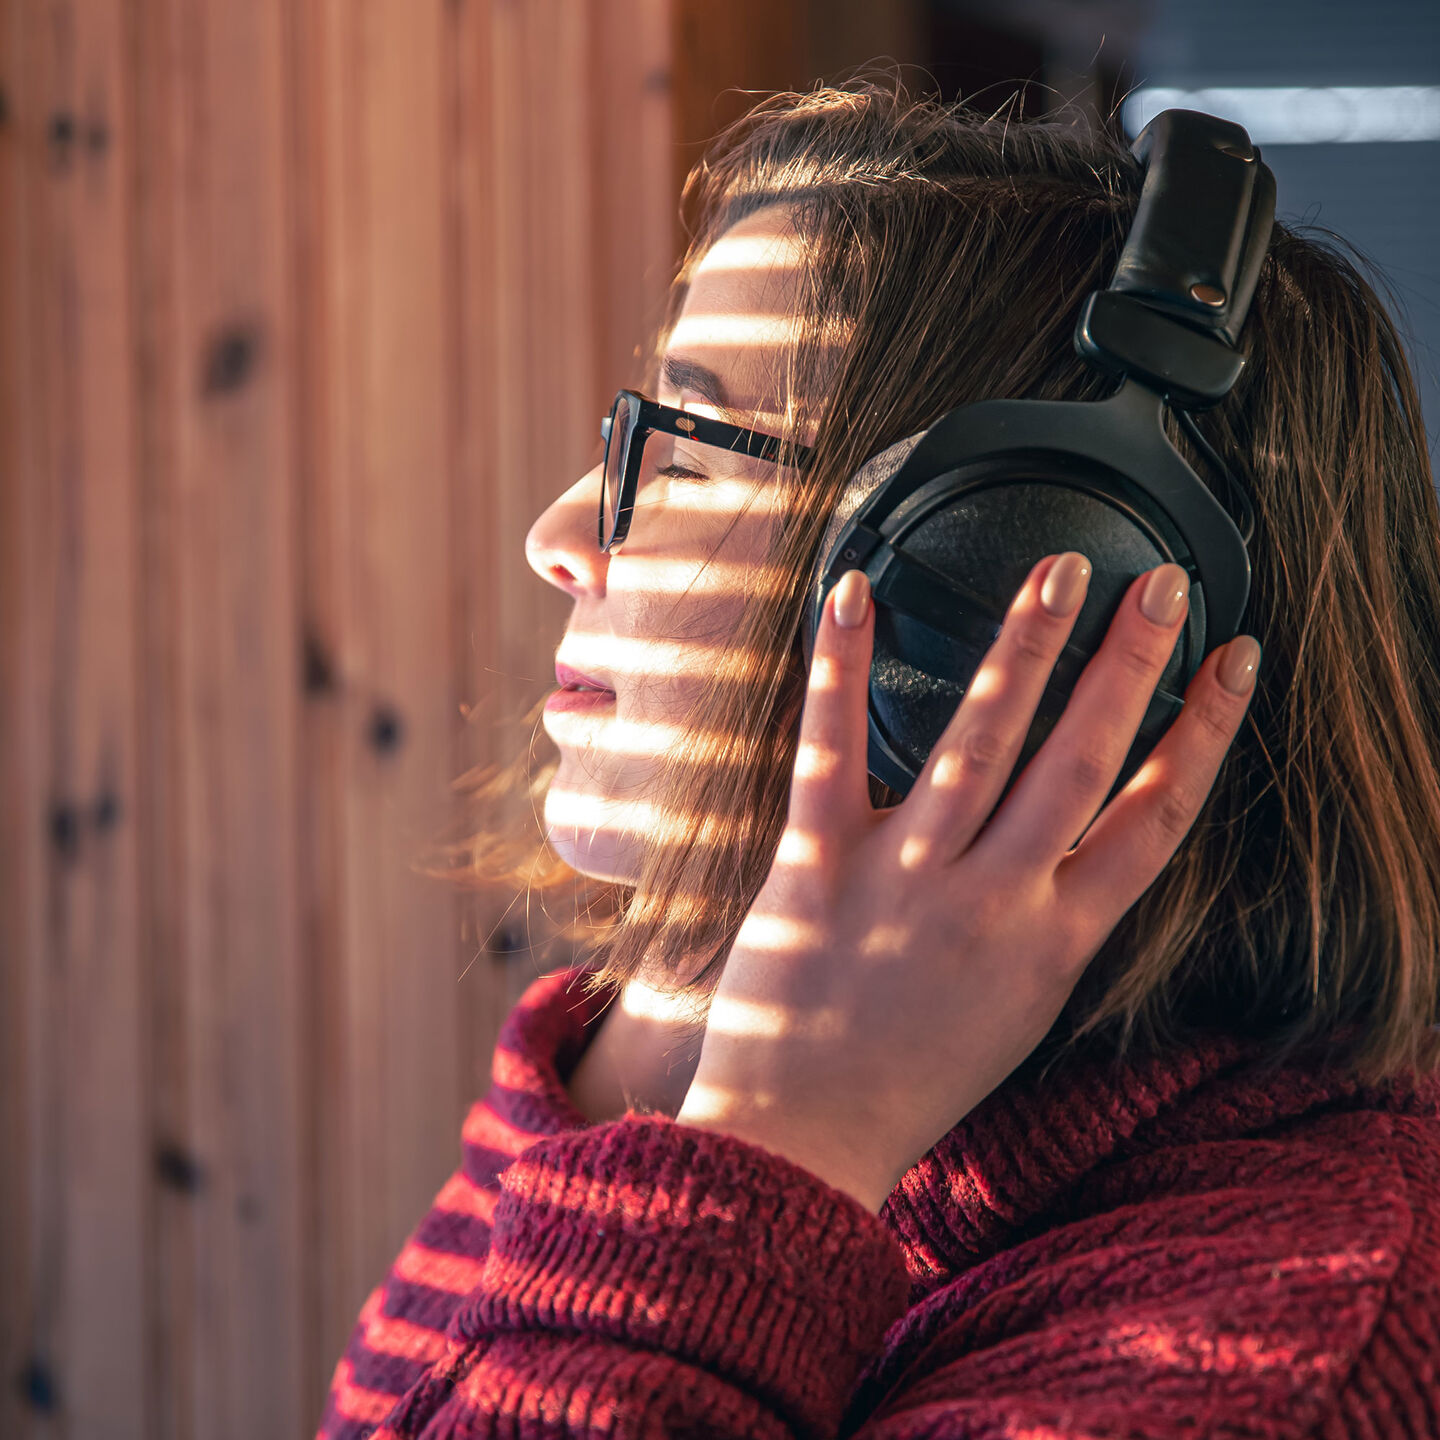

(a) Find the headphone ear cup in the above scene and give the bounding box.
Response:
[808,456,1193,801]
[869,476,1178,798]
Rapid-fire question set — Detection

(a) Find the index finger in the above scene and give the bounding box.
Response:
[787,570,875,837]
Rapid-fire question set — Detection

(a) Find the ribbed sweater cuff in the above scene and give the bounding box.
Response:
[450,1111,912,1438]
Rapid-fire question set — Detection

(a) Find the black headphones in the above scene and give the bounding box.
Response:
[801,109,1277,805]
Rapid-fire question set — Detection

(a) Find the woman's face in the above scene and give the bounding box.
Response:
[525,207,809,882]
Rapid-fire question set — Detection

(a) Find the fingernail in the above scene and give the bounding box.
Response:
[1218,635,1262,695]
[1040,552,1092,616]
[1140,563,1190,626]
[833,568,871,628]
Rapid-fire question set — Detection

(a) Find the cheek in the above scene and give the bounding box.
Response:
[638,488,777,611]
[610,551,748,661]
[617,601,731,723]
[611,480,779,711]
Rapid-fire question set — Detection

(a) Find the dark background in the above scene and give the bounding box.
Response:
[697,0,1439,458]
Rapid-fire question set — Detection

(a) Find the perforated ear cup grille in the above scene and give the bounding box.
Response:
[868,475,1187,797]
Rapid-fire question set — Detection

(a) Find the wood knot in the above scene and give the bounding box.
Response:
[154,1142,205,1195]
[202,324,262,396]
[368,704,405,754]
[19,1358,59,1413]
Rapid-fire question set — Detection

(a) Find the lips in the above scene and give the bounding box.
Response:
[555,662,615,694]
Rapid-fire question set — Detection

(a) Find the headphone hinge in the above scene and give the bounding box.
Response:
[1075,291,1246,409]
[826,522,885,579]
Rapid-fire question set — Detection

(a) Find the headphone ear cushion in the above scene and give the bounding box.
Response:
[803,431,926,669]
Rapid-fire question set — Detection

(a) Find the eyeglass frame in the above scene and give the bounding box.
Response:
[598,388,814,552]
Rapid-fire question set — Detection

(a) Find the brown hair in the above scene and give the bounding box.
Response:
[434,82,1440,1085]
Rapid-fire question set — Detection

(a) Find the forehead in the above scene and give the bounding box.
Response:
[663,208,806,420]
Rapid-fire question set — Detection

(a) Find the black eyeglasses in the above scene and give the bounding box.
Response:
[598,389,813,552]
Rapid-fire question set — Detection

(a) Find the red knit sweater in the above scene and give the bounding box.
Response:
[314,966,1440,1439]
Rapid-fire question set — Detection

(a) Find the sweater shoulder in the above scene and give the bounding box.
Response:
[847,1108,1438,1438]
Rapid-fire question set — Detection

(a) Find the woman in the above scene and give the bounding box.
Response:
[317,84,1440,1440]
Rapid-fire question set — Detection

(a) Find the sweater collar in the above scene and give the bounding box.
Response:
[880,1021,1438,1300]
[879,1027,1259,1292]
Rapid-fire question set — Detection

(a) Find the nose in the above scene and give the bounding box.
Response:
[525,464,608,598]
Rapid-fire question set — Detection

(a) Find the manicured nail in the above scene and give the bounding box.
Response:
[833,568,871,628]
[1218,636,1261,695]
[1140,563,1190,626]
[1040,552,1092,616]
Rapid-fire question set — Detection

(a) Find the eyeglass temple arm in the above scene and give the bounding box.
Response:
[602,409,812,466]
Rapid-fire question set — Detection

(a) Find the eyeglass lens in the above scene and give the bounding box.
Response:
[602,393,635,547]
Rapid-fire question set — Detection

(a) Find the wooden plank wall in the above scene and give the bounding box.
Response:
[0,1,678,1436]
[0,5,147,1438]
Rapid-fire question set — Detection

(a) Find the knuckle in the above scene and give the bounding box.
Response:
[1009,625,1055,667]
[1150,781,1201,843]
[1067,743,1117,797]
[1112,635,1164,684]
[957,725,1012,776]
[1194,694,1240,746]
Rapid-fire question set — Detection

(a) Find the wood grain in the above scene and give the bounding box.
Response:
[133,0,307,1434]
[0,1,680,1435]
[1,0,150,1435]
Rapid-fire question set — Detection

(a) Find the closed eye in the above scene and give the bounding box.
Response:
[656,462,709,481]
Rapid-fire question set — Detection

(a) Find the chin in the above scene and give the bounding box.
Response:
[543,783,640,885]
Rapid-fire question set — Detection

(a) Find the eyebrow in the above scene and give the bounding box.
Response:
[660,353,747,427]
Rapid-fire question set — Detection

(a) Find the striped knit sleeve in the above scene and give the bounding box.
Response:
[313,966,615,1440]
[314,1166,498,1440]
[368,1114,912,1440]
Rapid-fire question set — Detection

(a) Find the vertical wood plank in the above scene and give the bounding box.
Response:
[296,0,465,1379]
[290,0,355,1405]
[671,0,810,236]
[289,0,351,1414]
[1,1,147,1436]
[487,0,597,714]
[130,11,193,1436]
[591,0,678,389]
[448,0,678,1042]
[133,0,307,1434]
[0,5,40,1433]
[481,0,604,1028]
[444,0,508,1120]
[347,0,462,1289]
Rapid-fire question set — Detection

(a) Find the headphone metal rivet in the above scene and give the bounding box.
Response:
[842,547,858,561]
[1190,282,1226,307]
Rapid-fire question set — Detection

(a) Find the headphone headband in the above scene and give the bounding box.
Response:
[1075,110,1277,409]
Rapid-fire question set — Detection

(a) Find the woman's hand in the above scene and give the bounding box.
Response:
[673,552,1261,1212]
